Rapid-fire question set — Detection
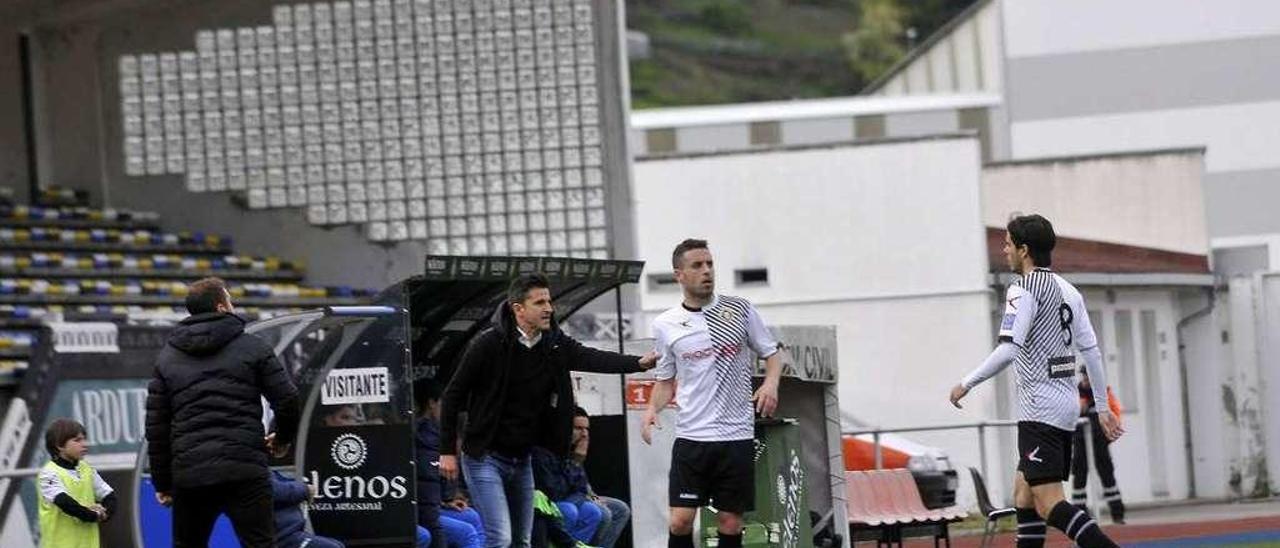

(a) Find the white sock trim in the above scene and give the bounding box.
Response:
[1072,519,1098,539]
[1065,511,1085,537]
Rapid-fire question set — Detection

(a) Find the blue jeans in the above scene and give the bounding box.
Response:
[441,511,485,548]
[555,499,603,543]
[592,496,631,548]
[462,453,534,548]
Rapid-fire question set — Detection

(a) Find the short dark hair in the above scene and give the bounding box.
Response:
[574,406,589,418]
[671,238,709,269]
[45,418,86,458]
[413,380,443,412]
[507,273,550,305]
[1006,214,1055,267]
[186,277,229,315]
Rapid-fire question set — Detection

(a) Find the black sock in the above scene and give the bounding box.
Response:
[669,532,695,548]
[717,532,743,548]
[1047,500,1119,548]
[1015,507,1046,548]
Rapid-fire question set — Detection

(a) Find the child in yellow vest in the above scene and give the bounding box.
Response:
[37,418,116,548]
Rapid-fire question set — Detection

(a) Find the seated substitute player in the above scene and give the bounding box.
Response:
[949,214,1124,548]
[641,238,783,548]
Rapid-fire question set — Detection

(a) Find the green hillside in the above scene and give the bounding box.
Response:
[626,0,977,109]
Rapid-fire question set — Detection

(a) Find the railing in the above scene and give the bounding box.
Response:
[844,417,1106,516]
[0,462,137,479]
[844,419,1019,482]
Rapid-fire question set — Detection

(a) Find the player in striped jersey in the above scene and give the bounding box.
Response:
[641,239,783,548]
[950,215,1124,548]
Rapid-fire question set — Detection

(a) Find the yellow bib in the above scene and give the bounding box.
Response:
[37,460,100,548]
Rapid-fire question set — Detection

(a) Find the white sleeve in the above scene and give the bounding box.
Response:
[652,324,677,381]
[1080,346,1110,413]
[998,285,1036,347]
[92,469,114,499]
[961,342,1018,389]
[1066,292,1110,410]
[38,468,66,504]
[744,305,780,359]
[1069,293,1099,352]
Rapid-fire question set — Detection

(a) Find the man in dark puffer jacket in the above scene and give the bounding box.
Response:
[145,277,300,548]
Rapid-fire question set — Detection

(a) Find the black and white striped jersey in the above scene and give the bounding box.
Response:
[652,295,780,442]
[999,268,1100,431]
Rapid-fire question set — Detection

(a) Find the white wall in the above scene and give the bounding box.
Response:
[630,136,1005,501]
[1001,0,1280,58]
[632,138,989,302]
[1220,278,1275,498]
[1181,291,1230,498]
[982,151,1209,255]
[1008,101,1280,174]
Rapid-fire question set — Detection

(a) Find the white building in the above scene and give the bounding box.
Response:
[865,0,1280,271]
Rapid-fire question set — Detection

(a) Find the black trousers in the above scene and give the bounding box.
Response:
[173,477,275,548]
[1070,414,1123,511]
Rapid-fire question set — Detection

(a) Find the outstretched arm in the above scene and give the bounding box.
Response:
[951,343,1018,407]
[951,284,1034,408]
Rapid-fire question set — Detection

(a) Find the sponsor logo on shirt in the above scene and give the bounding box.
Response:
[681,343,742,361]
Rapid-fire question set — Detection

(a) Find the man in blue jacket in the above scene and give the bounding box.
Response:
[417,381,486,548]
[270,470,343,548]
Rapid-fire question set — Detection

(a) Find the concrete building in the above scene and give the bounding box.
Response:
[866,0,1280,270]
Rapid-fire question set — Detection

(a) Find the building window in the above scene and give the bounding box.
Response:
[749,121,780,146]
[648,272,678,291]
[1113,310,1139,413]
[646,128,677,154]
[854,114,885,139]
[735,268,768,286]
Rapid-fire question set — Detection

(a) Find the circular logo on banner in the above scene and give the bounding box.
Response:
[331,433,368,470]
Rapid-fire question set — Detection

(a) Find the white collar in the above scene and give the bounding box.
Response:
[516,325,543,348]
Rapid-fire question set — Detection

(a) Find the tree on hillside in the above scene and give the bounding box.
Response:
[841,0,906,84]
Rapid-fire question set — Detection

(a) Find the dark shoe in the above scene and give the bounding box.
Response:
[1109,500,1126,524]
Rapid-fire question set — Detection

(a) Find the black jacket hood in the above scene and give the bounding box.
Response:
[167,313,246,356]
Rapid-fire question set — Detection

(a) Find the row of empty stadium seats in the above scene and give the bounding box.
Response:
[1,251,304,280]
[0,278,371,301]
[0,325,38,386]
[0,204,160,228]
[0,190,373,391]
[33,187,90,207]
[1,304,298,322]
[0,329,35,353]
[0,227,227,248]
